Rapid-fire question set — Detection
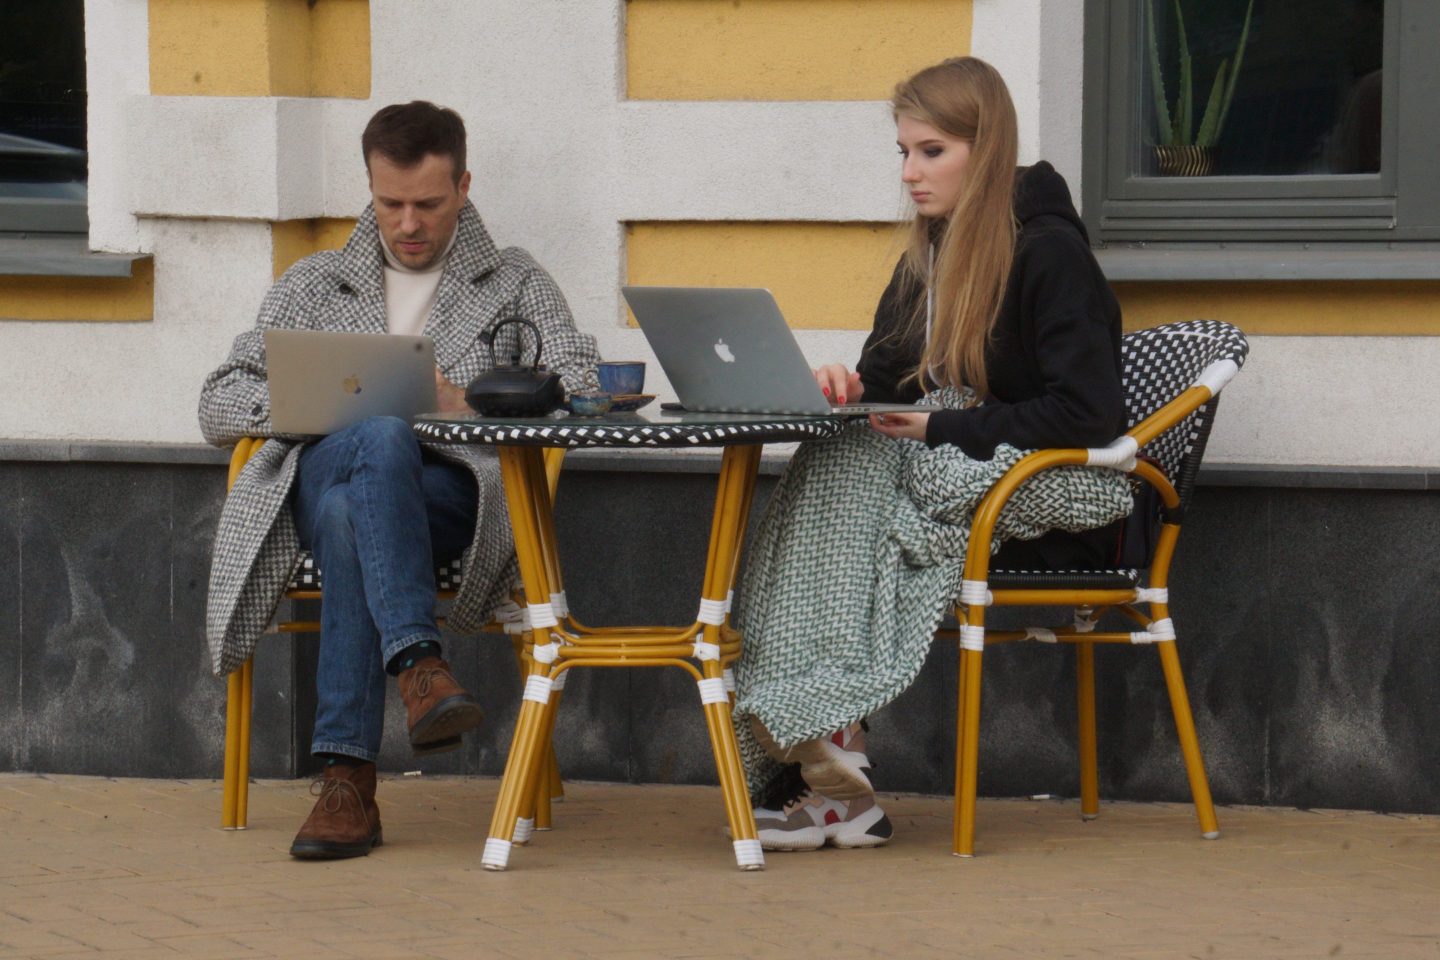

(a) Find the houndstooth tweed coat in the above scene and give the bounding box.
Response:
[198,202,599,677]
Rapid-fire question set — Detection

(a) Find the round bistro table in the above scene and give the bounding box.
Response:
[413,408,847,872]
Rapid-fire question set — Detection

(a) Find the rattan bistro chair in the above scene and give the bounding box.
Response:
[219,438,566,830]
[943,319,1249,857]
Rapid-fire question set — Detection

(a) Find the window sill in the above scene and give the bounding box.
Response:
[0,235,150,278]
[1094,245,1440,282]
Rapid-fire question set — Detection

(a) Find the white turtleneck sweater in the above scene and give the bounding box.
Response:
[379,226,459,336]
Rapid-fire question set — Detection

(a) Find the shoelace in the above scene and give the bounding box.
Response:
[310,774,362,814]
[403,663,450,699]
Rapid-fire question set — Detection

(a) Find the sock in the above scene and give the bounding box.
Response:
[385,639,442,676]
[318,753,366,770]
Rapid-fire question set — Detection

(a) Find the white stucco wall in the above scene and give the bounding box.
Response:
[0,0,1433,467]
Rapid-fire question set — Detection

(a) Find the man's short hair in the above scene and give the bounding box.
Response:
[361,101,467,183]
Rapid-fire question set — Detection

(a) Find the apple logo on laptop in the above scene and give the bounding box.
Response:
[343,375,362,395]
[714,339,736,363]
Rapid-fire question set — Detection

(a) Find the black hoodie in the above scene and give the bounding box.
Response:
[855,161,1125,460]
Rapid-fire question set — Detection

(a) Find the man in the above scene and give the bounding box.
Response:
[199,102,599,860]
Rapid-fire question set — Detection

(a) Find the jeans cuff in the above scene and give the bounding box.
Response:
[311,742,378,763]
[382,631,443,668]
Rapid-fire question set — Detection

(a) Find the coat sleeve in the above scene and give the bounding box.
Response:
[511,261,601,396]
[923,233,1123,459]
[197,274,305,446]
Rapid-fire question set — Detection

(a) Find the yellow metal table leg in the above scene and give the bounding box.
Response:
[696,446,764,870]
[485,446,563,869]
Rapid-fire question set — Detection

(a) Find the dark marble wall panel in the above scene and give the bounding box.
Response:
[1266,490,1440,813]
[0,469,21,770]
[18,464,185,775]
[554,472,743,786]
[4,458,1438,821]
[1092,488,1276,807]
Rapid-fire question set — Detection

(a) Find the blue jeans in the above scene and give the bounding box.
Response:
[289,416,478,762]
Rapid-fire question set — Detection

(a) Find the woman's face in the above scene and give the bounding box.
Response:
[897,114,972,219]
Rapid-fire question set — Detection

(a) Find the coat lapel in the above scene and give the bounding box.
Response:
[426,203,504,372]
[332,206,388,335]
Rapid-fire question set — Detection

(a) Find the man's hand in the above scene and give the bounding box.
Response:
[435,368,469,414]
[814,364,864,405]
[868,411,930,442]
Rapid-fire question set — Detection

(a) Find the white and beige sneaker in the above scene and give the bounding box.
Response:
[752,718,874,801]
[755,791,894,851]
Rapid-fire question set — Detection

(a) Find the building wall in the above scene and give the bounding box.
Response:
[1,0,1435,466]
[1,0,1437,807]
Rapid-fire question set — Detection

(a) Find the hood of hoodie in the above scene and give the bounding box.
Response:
[1013,161,1089,243]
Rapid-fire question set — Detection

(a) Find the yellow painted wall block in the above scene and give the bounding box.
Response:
[306,0,372,99]
[150,0,370,98]
[627,0,973,101]
[0,260,155,322]
[626,221,902,330]
[1113,281,1440,336]
[150,0,274,96]
[272,218,358,278]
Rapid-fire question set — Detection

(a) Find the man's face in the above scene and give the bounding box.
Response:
[368,152,471,269]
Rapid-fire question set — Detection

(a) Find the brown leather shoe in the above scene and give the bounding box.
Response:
[289,762,382,860]
[397,658,484,754]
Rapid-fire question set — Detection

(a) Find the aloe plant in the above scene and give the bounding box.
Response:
[1147,0,1254,148]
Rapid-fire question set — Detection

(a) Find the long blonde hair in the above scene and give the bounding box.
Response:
[892,57,1019,400]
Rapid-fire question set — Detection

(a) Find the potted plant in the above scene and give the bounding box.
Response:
[1146,0,1255,176]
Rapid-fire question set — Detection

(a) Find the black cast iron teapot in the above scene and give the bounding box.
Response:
[464,318,565,417]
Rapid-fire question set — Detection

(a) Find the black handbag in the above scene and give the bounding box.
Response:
[464,318,565,417]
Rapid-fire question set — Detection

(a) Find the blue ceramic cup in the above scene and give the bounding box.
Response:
[597,361,645,396]
[569,391,613,416]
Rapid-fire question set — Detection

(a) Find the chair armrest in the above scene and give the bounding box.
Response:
[962,448,1091,584]
[961,373,1223,585]
[226,438,263,492]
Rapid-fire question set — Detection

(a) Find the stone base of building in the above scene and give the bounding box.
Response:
[1,445,1436,814]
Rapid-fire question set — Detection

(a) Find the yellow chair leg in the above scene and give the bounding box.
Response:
[1155,639,1220,839]
[222,668,243,829]
[953,646,984,857]
[1076,640,1099,820]
[546,747,564,802]
[236,657,253,829]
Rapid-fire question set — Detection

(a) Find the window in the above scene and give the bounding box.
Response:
[0,0,88,235]
[1082,0,1440,245]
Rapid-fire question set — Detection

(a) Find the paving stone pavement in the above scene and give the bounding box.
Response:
[1,773,1437,959]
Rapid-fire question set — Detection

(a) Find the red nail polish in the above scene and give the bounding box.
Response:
[838,395,846,404]
[822,386,830,397]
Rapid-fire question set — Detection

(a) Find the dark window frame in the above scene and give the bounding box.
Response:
[1082,0,1440,245]
[0,0,89,236]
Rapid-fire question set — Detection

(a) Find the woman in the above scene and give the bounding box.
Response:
[733,57,1129,851]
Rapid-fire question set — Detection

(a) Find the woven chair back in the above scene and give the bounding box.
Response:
[1119,320,1250,513]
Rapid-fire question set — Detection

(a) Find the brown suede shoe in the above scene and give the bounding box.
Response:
[289,762,382,860]
[397,658,484,754]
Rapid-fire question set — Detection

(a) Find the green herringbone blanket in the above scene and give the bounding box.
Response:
[732,392,1134,799]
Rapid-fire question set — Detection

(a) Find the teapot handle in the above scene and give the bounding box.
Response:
[482,317,544,369]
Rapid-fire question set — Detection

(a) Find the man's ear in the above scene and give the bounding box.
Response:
[457,169,472,202]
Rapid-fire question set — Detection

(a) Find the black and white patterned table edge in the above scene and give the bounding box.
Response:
[413,417,848,448]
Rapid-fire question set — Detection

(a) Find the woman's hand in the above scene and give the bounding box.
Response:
[814,364,864,405]
[869,411,930,442]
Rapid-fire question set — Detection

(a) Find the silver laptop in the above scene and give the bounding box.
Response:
[622,286,928,416]
[265,329,437,435]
